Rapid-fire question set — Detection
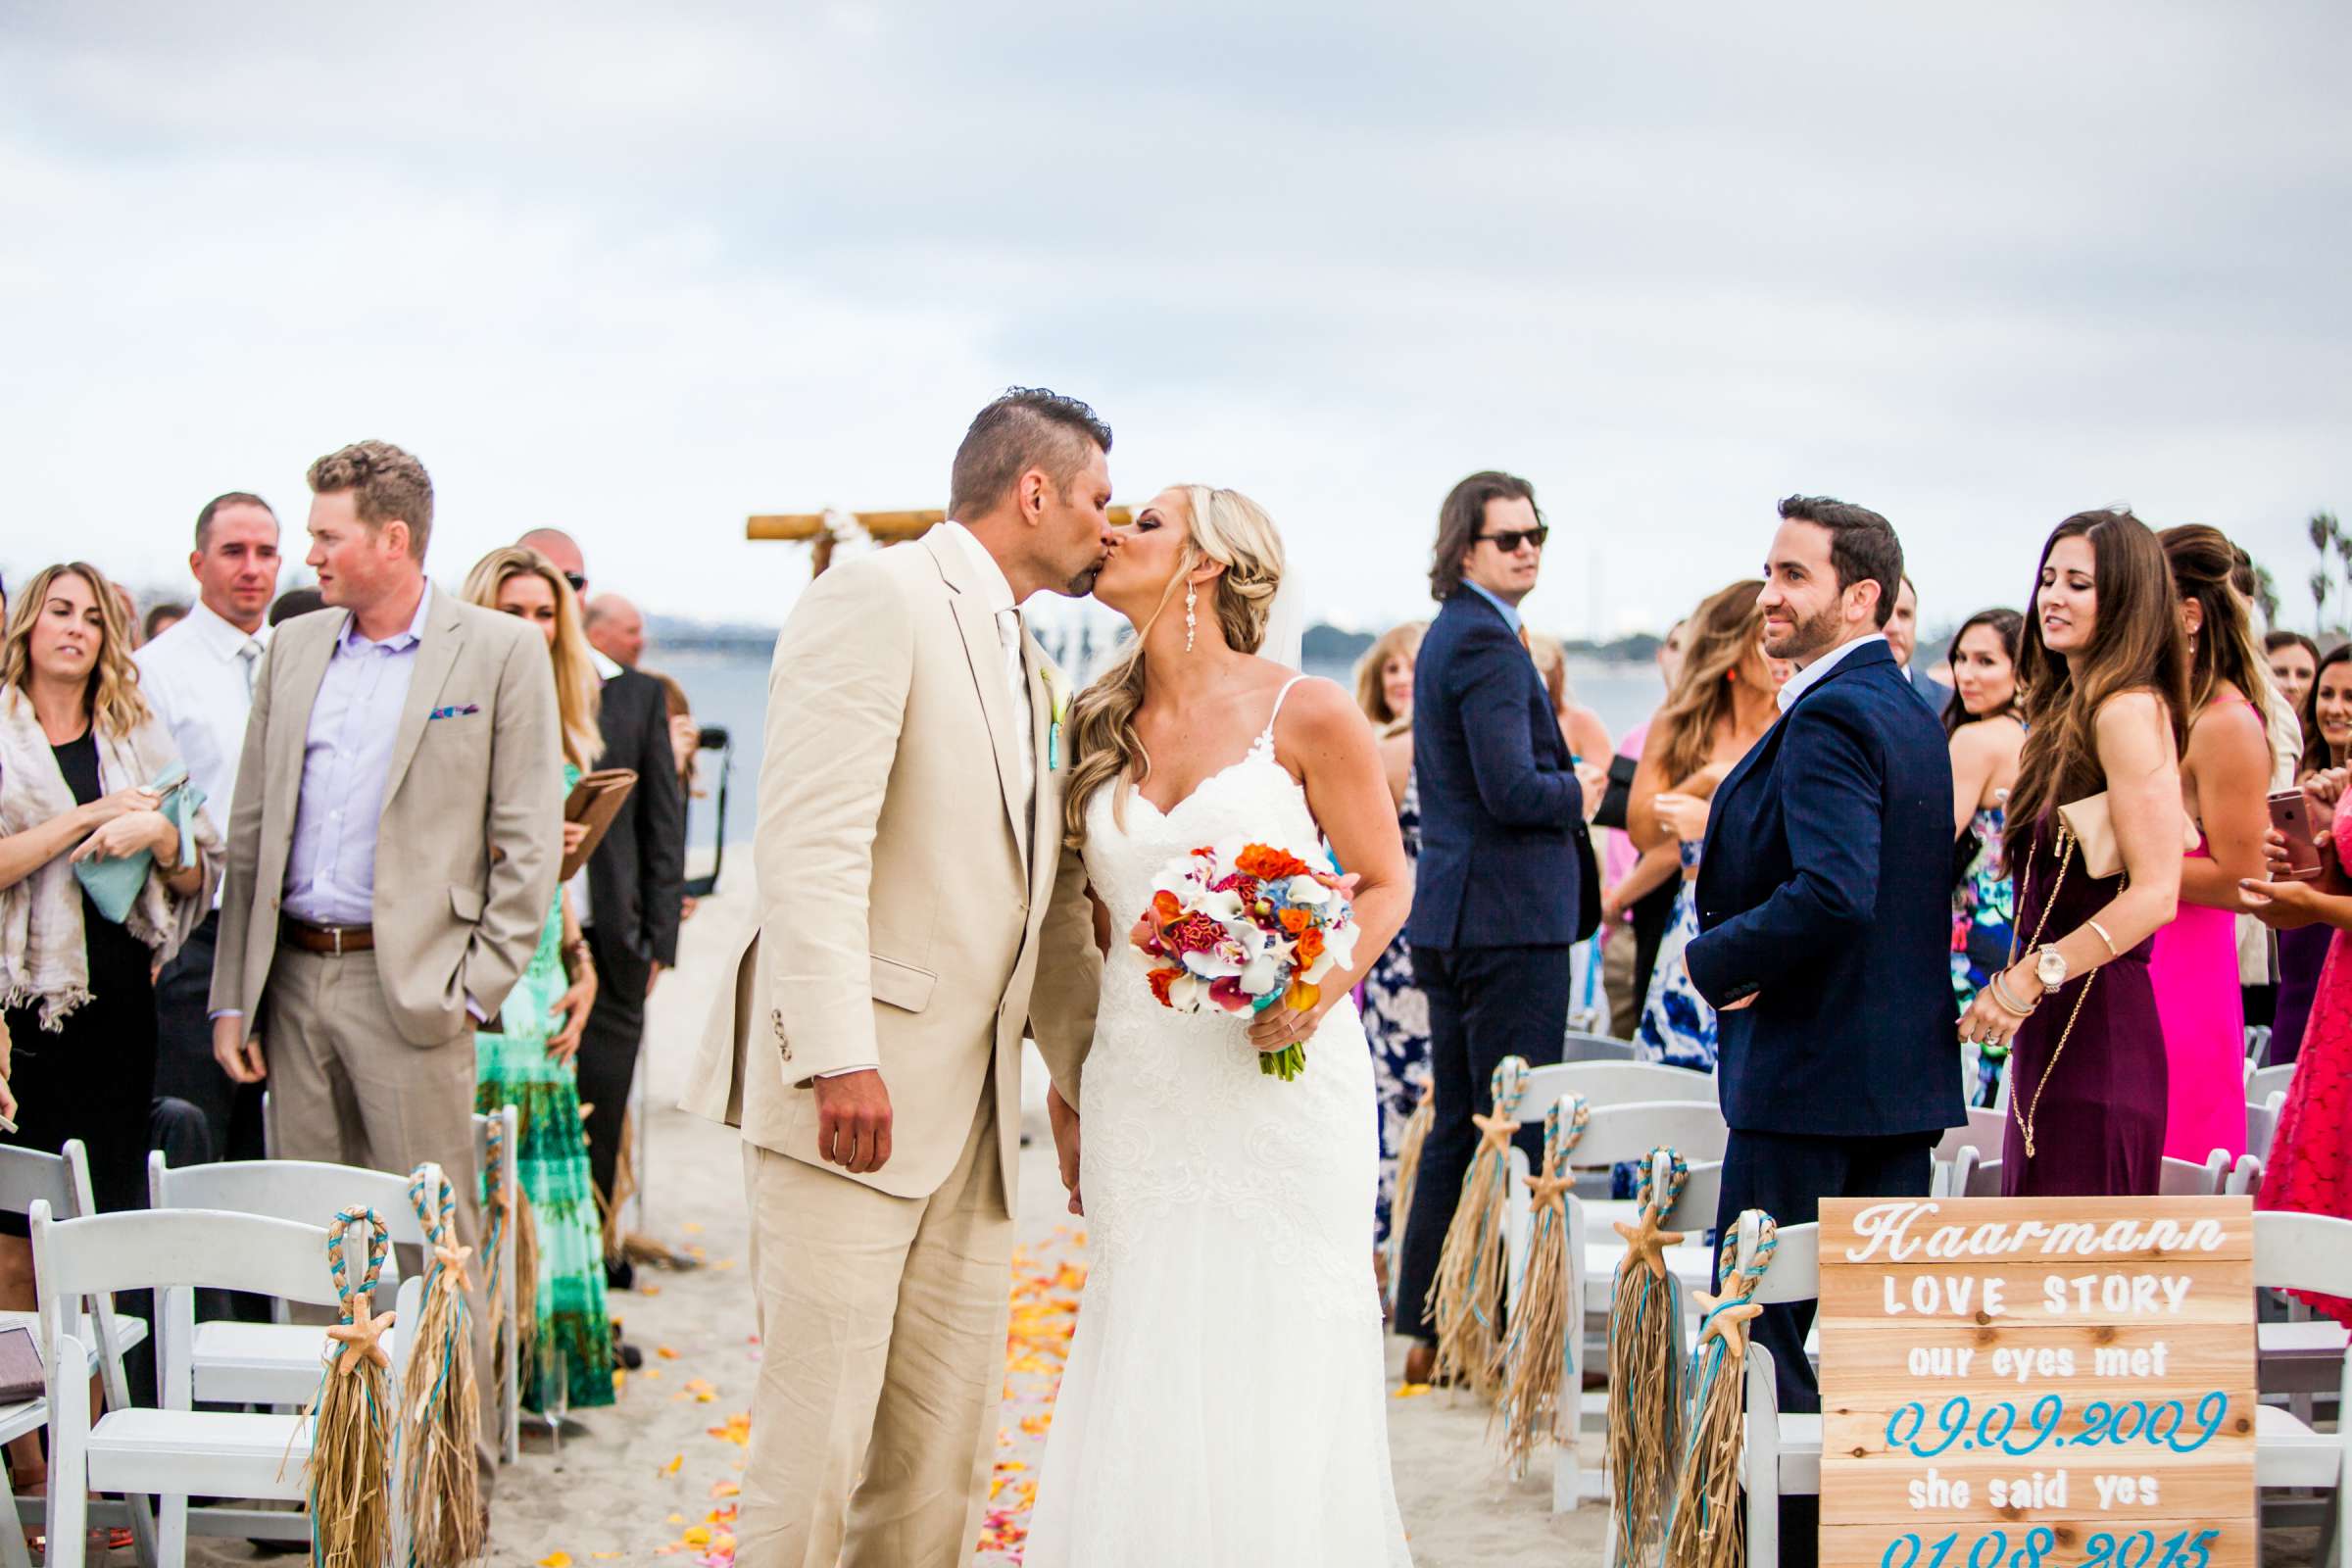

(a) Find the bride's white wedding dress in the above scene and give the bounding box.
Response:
[1026,677,1414,1567]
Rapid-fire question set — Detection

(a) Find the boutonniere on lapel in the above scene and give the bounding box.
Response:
[428,703,481,721]
[1042,665,1072,772]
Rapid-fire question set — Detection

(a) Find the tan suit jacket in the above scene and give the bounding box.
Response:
[210,590,564,1046]
[682,528,1102,1200]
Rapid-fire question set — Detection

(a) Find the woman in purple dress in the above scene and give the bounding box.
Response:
[1957,511,2190,1198]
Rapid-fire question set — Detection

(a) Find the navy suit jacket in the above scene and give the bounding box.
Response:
[1684,639,1962,1138]
[1405,590,1595,951]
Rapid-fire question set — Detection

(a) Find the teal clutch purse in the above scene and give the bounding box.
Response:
[72,761,205,924]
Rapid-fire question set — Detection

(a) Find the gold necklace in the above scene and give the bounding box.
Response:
[2006,828,2106,1161]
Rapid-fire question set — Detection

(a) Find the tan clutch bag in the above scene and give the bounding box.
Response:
[2056,793,2122,879]
[2056,791,2200,881]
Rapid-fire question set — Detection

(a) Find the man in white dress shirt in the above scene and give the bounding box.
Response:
[133,491,283,1163]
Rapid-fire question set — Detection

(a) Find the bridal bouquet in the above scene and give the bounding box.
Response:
[1130,840,1358,1081]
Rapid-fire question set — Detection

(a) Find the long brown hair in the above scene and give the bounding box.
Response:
[2160,523,2272,732]
[460,547,603,770]
[2005,511,2190,861]
[1941,608,2024,740]
[0,563,151,738]
[1649,580,1765,785]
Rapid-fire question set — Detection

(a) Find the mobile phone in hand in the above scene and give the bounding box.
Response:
[2269,788,2326,882]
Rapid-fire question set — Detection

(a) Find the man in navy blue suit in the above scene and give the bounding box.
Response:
[1393,470,1598,1383]
[1684,496,1961,1560]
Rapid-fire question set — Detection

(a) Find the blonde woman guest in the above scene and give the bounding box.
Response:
[1944,609,2027,1103]
[0,564,219,1404]
[1349,620,1428,1269]
[459,546,613,1412]
[1627,580,1779,1070]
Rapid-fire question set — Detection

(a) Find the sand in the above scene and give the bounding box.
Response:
[179,879,1607,1565]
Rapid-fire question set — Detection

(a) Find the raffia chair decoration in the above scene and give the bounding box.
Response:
[302,1207,397,1568]
[1491,1092,1590,1477]
[401,1168,485,1568]
[1662,1209,1778,1568]
[1607,1146,1692,1567]
[1388,1082,1435,1267]
[1428,1054,1530,1396]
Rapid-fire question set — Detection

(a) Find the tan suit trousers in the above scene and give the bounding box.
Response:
[737,1095,1012,1568]
[263,946,498,1475]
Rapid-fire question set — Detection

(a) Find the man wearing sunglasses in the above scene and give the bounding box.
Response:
[1391,470,1598,1385]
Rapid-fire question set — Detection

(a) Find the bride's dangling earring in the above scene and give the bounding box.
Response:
[1185,581,1198,654]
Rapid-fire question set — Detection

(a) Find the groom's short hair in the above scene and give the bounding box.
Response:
[949,388,1113,521]
[1778,494,1903,628]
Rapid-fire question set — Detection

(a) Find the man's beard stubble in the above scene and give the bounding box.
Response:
[1767,601,1845,664]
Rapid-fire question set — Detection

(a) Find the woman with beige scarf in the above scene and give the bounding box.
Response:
[0,563,219,1311]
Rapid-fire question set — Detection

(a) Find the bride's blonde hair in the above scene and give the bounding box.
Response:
[1063,484,1286,847]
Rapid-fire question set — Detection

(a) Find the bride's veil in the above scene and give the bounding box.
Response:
[1258,569,1307,674]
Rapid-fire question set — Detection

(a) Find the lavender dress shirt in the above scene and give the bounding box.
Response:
[280,584,432,927]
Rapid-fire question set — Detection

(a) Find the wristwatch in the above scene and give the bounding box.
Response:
[2034,946,2070,991]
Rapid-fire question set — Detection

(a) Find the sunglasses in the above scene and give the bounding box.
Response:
[1479,526,1549,554]
[564,572,587,594]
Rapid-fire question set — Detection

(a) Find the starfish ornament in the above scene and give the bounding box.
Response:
[325,1307,398,1376]
[1690,1292,1764,1360]
[1521,1170,1575,1218]
[432,1242,475,1296]
[1470,1109,1518,1152]
[1611,1210,1687,1281]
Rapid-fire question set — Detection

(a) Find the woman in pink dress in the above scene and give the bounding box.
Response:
[2149,526,2272,1163]
[2242,766,2352,1325]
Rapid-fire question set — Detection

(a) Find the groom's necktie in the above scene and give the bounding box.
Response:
[995,607,1035,825]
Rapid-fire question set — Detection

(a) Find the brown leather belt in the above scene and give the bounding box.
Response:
[279,915,375,956]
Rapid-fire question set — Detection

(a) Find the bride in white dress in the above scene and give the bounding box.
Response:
[1025,484,1416,1566]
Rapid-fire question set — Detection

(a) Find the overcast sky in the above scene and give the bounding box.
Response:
[5,2,2347,644]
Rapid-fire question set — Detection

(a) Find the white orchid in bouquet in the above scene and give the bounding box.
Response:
[1129,837,1359,1081]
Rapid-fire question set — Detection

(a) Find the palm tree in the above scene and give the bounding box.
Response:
[2313,512,2343,635]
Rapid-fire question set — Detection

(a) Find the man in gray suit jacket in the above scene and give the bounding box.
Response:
[210,441,562,1464]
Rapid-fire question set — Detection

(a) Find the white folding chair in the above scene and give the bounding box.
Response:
[145,1154,426,1408]
[1515,1060,1717,1118]
[1928,1107,2010,1196]
[2251,1210,2352,1562]
[29,1202,388,1568]
[1561,1031,1639,1064]
[1950,1151,2230,1199]
[1564,1140,1727,1518]
[475,1106,521,1465]
[1507,1097,1730,1315]
[0,1142,156,1568]
[2250,1090,2286,1162]
[1740,1217,1824,1568]
[2249,1063,2296,1108]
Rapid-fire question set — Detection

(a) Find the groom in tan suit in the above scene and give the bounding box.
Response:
[683,389,1112,1567]
[211,440,562,1455]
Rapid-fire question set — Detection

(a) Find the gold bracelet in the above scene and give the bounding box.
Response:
[1987,969,2038,1018]
[2086,918,2118,957]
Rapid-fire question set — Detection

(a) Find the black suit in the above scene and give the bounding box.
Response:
[1392,588,1596,1345]
[1687,638,1960,1381]
[1686,637,1959,1568]
[577,664,686,1237]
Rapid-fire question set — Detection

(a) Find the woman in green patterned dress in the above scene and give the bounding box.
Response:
[461,546,613,1411]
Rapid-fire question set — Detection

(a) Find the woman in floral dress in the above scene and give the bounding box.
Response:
[1943,609,2025,1104]
[462,546,613,1411]
[1352,621,1428,1264]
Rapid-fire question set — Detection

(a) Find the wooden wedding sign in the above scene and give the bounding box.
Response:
[1818,1196,2255,1568]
